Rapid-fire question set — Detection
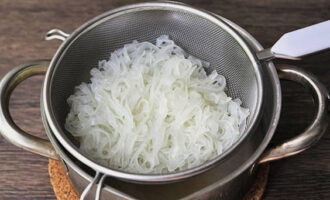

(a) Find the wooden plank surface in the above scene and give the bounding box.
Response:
[0,0,330,199]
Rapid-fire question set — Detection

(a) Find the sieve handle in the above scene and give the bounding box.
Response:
[0,61,59,160]
[257,20,330,60]
[80,171,107,200]
[259,65,328,164]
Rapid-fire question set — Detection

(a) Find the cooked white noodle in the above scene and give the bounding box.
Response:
[65,35,249,174]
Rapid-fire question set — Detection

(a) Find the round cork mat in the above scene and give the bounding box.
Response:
[49,160,79,200]
[49,160,269,200]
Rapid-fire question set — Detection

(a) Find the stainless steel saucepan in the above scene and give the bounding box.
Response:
[0,2,328,200]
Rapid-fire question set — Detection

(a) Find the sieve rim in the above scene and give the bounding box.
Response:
[43,1,264,182]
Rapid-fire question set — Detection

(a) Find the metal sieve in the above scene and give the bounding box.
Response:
[0,1,329,200]
[44,2,263,183]
[43,1,330,183]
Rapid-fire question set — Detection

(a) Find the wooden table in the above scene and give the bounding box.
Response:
[0,0,329,199]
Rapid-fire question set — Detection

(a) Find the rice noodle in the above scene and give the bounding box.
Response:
[65,35,250,174]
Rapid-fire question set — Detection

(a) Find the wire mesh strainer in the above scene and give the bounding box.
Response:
[41,0,330,190]
[43,2,263,185]
[0,1,329,200]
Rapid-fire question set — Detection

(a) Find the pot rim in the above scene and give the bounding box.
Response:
[41,13,281,195]
[42,2,271,182]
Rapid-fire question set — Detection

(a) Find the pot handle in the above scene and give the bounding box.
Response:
[0,60,59,160]
[258,65,328,164]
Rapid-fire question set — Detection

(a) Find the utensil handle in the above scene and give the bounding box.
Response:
[80,172,107,200]
[257,20,330,60]
[259,65,328,164]
[0,61,59,160]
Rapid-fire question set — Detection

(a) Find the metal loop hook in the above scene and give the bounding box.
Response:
[95,174,107,200]
[80,172,102,200]
[45,29,69,41]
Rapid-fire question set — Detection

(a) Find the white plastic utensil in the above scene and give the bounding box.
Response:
[257,20,330,60]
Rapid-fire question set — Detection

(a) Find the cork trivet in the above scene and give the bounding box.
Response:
[49,160,269,200]
[49,160,79,200]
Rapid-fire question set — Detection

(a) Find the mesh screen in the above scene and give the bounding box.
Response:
[48,8,261,151]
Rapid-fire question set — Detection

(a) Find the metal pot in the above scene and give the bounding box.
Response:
[0,2,328,200]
